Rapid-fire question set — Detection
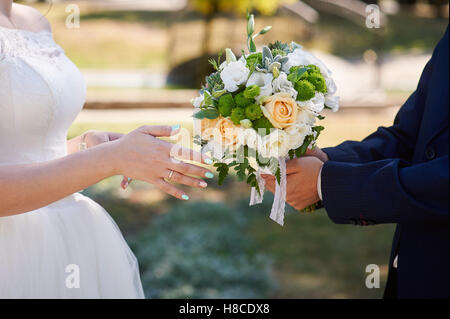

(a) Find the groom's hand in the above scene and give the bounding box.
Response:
[305,147,329,162]
[262,157,324,210]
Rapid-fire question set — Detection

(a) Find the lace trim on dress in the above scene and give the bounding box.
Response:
[0,26,64,61]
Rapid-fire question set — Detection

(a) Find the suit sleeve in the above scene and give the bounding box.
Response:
[323,35,440,164]
[322,156,449,224]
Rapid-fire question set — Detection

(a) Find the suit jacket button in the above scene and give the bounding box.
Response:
[425,147,436,160]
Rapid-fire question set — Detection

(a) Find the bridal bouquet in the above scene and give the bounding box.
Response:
[192,13,339,225]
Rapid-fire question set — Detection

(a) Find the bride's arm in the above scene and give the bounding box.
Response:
[0,142,115,216]
[0,125,212,217]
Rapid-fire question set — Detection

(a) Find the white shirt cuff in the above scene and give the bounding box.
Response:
[317,166,323,201]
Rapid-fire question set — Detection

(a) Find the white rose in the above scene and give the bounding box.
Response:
[325,95,340,112]
[261,129,291,158]
[271,72,297,99]
[220,60,250,92]
[237,128,263,150]
[246,71,273,99]
[297,92,325,113]
[296,106,317,126]
[191,94,204,108]
[326,77,337,95]
[285,124,312,150]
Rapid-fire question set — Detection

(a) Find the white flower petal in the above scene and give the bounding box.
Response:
[325,95,340,112]
[246,72,273,99]
[220,60,250,92]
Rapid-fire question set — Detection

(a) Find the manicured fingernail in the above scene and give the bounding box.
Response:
[171,124,181,131]
[204,158,213,165]
[205,172,214,179]
[199,181,208,188]
[182,194,189,200]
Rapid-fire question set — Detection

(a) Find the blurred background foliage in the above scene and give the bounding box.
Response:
[21,0,449,298]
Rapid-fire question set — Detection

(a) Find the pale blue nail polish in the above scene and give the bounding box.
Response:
[182,194,189,201]
[171,124,181,131]
[204,158,213,165]
[205,172,214,179]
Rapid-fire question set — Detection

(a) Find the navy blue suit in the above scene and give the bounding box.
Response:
[322,27,449,298]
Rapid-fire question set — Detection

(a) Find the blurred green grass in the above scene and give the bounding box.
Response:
[81,151,395,299]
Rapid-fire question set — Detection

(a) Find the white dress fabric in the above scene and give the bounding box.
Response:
[0,27,144,299]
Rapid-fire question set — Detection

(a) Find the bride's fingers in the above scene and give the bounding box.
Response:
[155,179,189,201]
[167,161,214,179]
[138,125,179,137]
[169,144,212,165]
[164,170,207,189]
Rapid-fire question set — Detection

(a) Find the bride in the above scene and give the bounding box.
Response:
[0,1,213,298]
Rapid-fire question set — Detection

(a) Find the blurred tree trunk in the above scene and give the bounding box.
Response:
[428,0,447,17]
[197,1,219,85]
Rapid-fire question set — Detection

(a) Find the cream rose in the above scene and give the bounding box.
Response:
[296,106,316,126]
[200,117,219,141]
[285,124,312,150]
[214,117,239,147]
[261,92,299,129]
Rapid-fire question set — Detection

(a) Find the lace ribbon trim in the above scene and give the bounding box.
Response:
[249,157,287,226]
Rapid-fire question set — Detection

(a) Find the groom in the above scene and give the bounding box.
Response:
[263,26,449,299]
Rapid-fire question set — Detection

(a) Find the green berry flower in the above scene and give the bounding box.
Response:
[230,107,246,125]
[234,91,254,108]
[218,93,235,117]
[307,73,327,93]
[243,85,260,99]
[294,80,316,101]
[306,64,321,75]
[246,52,262,72]
[245,103,263,121]
[252,116,273,135]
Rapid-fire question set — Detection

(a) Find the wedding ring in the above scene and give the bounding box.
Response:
[167,170,174,181]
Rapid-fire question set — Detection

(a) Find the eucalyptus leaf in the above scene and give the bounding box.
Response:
[193,108,219,120]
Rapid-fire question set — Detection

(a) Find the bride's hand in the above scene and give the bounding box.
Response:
[80,130,132,188]
[109,125,213,200]
[82,130,124,148]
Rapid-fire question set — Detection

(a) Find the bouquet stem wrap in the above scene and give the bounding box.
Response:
[249,157,287,226]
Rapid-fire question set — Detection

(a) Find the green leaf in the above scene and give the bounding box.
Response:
[208,58,219,71]
[312,125,325,139]
[214,163,229,186]
[317,115,325,120]
[193,108,219,120]
[287,67,309,83]
[288,149,295,160]
[234,158,249,182]
[248,38,256,53]
[295,135,314,157]
[275,165,281,185]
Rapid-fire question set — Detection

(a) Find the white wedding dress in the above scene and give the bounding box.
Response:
[0,27,144,298]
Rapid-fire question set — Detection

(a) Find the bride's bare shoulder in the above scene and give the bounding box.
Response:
[13,3,52,32]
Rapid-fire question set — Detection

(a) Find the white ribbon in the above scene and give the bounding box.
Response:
[249,157,287,226]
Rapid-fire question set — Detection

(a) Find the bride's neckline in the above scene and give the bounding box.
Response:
[0,24,50,35]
